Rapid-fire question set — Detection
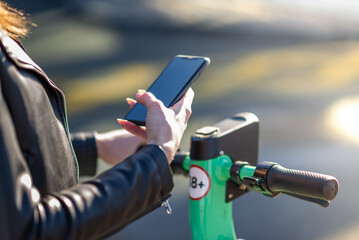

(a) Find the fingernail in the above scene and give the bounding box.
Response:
[126,98,133,103]
[138,89,146,93]
[117,118,125,124]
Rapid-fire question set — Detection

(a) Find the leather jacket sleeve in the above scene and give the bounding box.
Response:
[70,132,98,176]
[0,85,174,239]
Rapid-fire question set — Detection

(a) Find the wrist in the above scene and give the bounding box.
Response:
[94,132,106,160]
[149,142,175,163]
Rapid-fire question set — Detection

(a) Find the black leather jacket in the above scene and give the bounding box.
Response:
[0,29,173,239]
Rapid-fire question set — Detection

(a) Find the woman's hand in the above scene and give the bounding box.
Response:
[118,88,194,163]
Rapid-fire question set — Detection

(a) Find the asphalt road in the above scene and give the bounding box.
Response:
[16,1,359,239]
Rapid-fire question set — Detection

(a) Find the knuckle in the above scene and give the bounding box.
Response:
[144,91,153,98]
[152,100,162,109]
[145,93,165,109]
[145,92,157,101]
[142,92,151,100]
[140,92,152,101]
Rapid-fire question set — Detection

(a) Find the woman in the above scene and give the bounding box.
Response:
[0,1,193,239]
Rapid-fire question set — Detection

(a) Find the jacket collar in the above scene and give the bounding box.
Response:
[0,28,46,75]
[0,28,58,88]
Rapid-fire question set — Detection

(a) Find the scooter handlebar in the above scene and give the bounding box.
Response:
[266,164,339,202]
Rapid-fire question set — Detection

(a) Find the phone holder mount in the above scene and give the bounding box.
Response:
[190,112,259,202]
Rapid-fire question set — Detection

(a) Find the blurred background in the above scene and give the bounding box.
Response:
[8,0,359,239]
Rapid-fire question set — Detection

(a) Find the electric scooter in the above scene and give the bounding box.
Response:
[169,112,339,240]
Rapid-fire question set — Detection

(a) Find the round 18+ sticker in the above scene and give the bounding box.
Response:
[189,165,211,200]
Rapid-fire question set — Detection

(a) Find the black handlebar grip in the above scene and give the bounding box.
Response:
[266,165,339,201]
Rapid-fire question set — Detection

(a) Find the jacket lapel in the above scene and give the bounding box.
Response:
[0,29,57,88]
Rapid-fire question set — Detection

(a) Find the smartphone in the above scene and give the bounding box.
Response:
[124,55,210,126]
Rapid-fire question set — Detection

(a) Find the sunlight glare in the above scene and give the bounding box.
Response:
[326,96,359,144]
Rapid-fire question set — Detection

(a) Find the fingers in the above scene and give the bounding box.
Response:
[171,88,194,123]
[184,88,195,105]
[172,88,194,112]
[135,91,165,111]
[126,98,137,109]
[126,89,146,109]
[117,119,147,140]
[133,88,194,125]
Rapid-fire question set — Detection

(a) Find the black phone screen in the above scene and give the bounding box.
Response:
[125,56,207,125]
